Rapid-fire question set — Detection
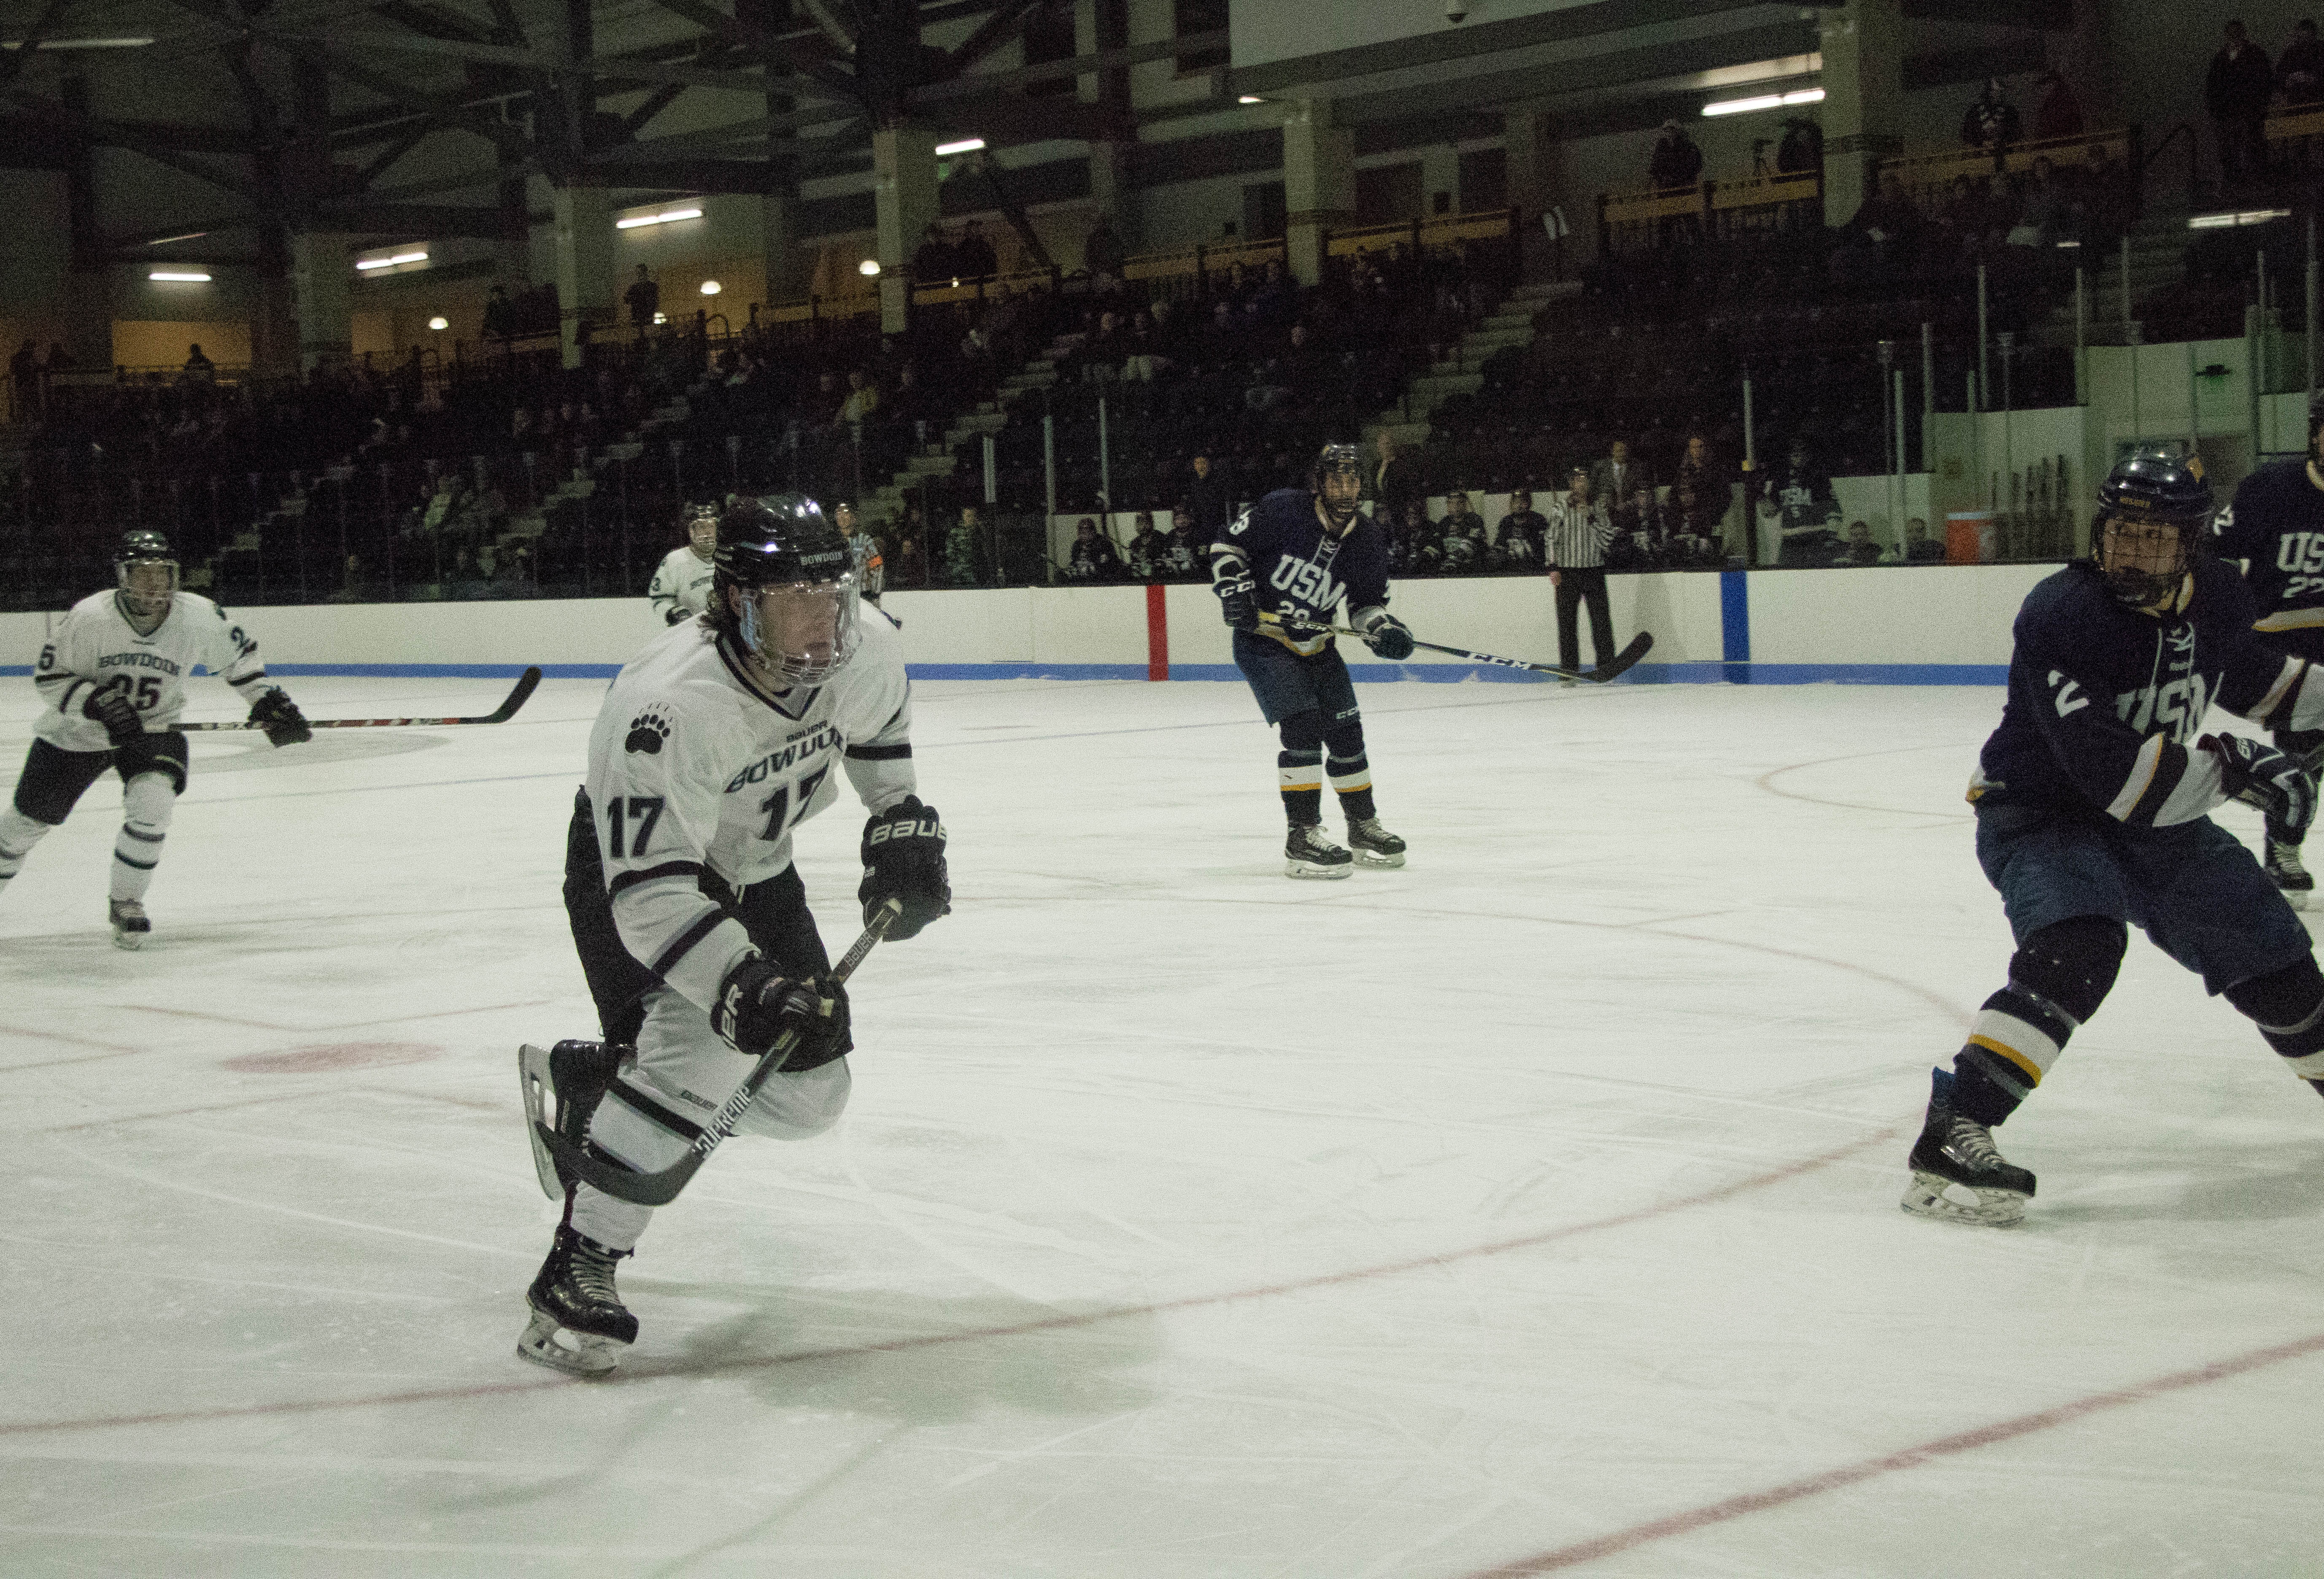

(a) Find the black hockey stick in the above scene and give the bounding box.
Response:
[176,667,543,730]
[1288,624,1655,684]
[537,899,904,1208]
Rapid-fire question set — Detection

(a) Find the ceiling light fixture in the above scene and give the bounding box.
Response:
[1702,86,1824,117]
[615,206,703,230]
[858,259,881,276]
[934,138,985,156]
[149,270,210,282]
[144,231,209,246]
[2,37,154,50]
[699,280,721,294]
[355,250,427,270]
[2189,208,2292,229]
[428,316,449,330]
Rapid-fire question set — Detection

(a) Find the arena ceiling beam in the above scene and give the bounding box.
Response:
[640,0,864,103]
[0,0,80,84]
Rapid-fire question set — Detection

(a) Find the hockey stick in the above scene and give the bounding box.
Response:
[175,667,544,730]
[537,898,904,1208]
[1285,624,1655,684]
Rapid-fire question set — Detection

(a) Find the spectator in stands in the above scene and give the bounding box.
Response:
[1776,116,1824,175]
[1547,467,1617,676]
[1439,490,1489,574]
[181,344,216,385]
[945,504,984,586]
[2032,69,2086,140]
[1084,214,1126,279]
[1124,510,1170,580]
[1841,170,1919,280]
[483,284,513,344]
[1607,484,1665,570]
[891,531,928,588]
[1183,451,1230,537]
[624,265,659,339]
[1162,505,1204,580]
[1676,433,1731,535]
[2014,157,2071,246]
[2282,20,2324,108]
[1903,517,1944,562]
[956,219,999,281]
[11,339,38,424]
[1394,500,1441,576]
[1763,438,1841,567]
[1648,120,1704,191]
[1671,480,1725,567]
[1066,517,1124,581]
[1960,78,2023,151]
[1372,427,1419,527]
[1833,521,1885,567]
[2073,141,2135,248]
[1588,439,1643,512]
[1496,489,1548,571]
[839,368,880,427]
[2209,21,2274,187]
[912,223,956,284]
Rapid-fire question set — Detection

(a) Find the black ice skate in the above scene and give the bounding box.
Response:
[1346,816,1406,869]
[1901,1069,2035,1227]
[108,899,150,950]
[1285,822,1353,880]
[518,1040,628,1198]
[2265,837,2312,910]
[517,1225,637,1375]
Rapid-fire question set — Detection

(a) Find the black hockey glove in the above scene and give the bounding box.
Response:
[248,688,312,748]
[1358,611,1416,661]
[859,796,950,940]
[84,684,143,748]
[665,605,688,625]
[2201,733,2316,837]
[1215,570,1258,632]
[712,955,849,1068]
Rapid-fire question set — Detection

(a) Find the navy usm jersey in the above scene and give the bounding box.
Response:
[1212,488,1391,656]
[1974,559,2324,827]
[2216,458,2324,659]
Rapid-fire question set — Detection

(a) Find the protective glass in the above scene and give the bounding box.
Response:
[738,575,860,686]
[117,557,179,620]
[2097,515,2189,605]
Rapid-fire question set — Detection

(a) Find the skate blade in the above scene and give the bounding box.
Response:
[110,927,146,952]
[517,1044,565,1201]
[1900,1171,2027,1227]
[1351,848,1406,869]
[2280,886,2310,911]
[1285,859,1353,880]
[517,1309,624,1375]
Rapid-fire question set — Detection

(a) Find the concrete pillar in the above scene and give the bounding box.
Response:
[762,185,804,303]
[251,226,298,377]
[497,143,533,289]
[59,74,113,372]
[1820,0,1904,229]
[290,233,353,370]
[554,183,614,370]
[1421,145,1460,217]
[873,124,939,335]
[1090,140,1139,251]
[1503,105,1558,281]
[1283,97,1354,287]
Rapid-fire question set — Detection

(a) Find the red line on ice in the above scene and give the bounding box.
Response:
[1465,1328,2324,1576]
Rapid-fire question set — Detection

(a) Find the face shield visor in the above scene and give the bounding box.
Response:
[687,512,720,559]
[736,574,861,686]
[118,556,180,621]
[2096,513,2192,607]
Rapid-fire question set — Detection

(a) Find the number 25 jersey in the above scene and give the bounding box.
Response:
[33,590,271,753]
[584,611,917,1016]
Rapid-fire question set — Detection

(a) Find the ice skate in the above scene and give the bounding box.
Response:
[1901,1070,2035,1227]
[518,1040,627,1199]
[108,899,149,950]
[517,1225,636,1375]
[1285,822,1352,880]
[2265,837,2311,910]
[1346,816,1406,869]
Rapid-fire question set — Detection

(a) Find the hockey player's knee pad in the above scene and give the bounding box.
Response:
[2011,916,2126,1024]
[1277,711,1325,756]
[0,804,55,853]
[1320,712,1367,760]
[1954,917,2127,1121]
[122,771,176,837]
[2224,957,2324,1070]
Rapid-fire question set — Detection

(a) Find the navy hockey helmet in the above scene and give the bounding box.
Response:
[713,494,858,686]
[2095,446,2211,607]
[1311,442,1365,529]
[114,529,179,621]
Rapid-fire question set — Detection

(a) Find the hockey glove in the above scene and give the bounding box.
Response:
[712,955,848,1068]
[666,606,688,626]
[84,684,143,748]
[2201,733,2317,837]
[248,688,312,748]
[1357,610,1416,661]
[1215,570,1259,632]
[859,796,950,940]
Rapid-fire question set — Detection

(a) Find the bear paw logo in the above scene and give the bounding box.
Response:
[624,712,672,755]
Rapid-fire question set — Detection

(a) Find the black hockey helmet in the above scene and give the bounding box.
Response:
[679,499,720,558]
[1311,442,1364,529]
[713,494,858,686]
[2095,446,2211,607]
[115,529,179,620]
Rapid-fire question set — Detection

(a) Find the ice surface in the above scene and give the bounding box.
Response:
[3,672,2323,1578]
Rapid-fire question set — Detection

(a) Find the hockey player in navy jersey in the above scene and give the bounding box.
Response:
[1907,448,2324,1226]
[2214,389,2324,903]
[1212,444,1414,877]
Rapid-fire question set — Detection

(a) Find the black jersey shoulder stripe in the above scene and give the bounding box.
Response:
[646,905,729,979]
[845,742,912,761]
[607,859,706,897]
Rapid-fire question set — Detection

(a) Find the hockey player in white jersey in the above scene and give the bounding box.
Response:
[645,502,720,624]
[1,531,310,946]
[516,495,949,1374]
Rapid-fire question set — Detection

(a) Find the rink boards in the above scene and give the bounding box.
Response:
[0,563,2054,683]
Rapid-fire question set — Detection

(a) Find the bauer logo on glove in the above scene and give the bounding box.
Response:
[859,796,950,939]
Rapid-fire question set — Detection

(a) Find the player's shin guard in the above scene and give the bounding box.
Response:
[1326,749,1376,823]
[1949,917,2125,1126]
[0,806,54,894]
[108,773,174,904]
[2224,956,2324,1097]
[1277,749,1323,825]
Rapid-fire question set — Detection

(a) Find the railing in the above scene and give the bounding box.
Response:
[1598,173,1821,251]
[1879,127,2138,209]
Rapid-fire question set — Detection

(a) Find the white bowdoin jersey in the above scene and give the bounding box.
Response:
[32,591,272,753]
[647,548,717,622]
[585,610,916,1018]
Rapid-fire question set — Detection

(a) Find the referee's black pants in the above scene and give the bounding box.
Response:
[1554,567,1616,674]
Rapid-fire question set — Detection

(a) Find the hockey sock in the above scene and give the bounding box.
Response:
[1277,712,1325,826]
[1952,917,2124,1126]
[109,773,175,904]
[2224,957,2324,1083]
[1321,717,1374,823]
[0,806,55,891]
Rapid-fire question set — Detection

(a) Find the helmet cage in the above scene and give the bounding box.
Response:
[2095,512,2194,607]
[1312,443,1364,526]
[683,503,720,559]
[734,573,860,687]
[116,534,179,621]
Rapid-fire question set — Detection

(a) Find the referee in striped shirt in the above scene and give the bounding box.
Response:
[1548,465,1619,675]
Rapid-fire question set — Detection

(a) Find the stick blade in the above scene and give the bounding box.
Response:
[535,1123,694,1207]
[1586,631,1654,683]
[489,667,544,722]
